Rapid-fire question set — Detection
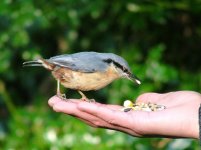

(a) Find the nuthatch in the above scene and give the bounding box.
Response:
[23,52,141,101]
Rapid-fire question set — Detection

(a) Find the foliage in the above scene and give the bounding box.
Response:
[0,0,200,149]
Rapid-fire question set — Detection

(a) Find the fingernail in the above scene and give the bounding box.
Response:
[48,95,61,107]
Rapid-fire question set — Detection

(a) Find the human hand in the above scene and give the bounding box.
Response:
[48,91,201,139]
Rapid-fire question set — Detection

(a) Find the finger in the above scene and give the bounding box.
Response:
[48,95,62,107]
[51,100,115,128]
[52,100,86,114]
[105,105,123,111]
[50,100,118,123]
[93,102,123,110]
[78,102,145,136]
[77,102,134,127]
[78,116,137,136]
[74,110,140,136]
[136,93,162,103]
[51,100,109,125]
[52,100,142,136]
[48,95,83,107]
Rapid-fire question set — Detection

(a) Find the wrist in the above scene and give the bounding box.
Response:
[198,104,201,140]
[194,93,201,139]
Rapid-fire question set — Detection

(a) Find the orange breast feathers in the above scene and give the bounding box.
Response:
[51,65,120,91]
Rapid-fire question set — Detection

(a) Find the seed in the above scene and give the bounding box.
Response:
[123,100,133,107]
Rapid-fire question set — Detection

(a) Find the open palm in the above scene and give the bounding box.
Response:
[48,91,201,139]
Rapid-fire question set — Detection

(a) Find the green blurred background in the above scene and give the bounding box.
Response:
[0,0,200,149]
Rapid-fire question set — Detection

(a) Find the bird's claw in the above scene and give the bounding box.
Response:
[57,93,67,100]
[81,98,96,103]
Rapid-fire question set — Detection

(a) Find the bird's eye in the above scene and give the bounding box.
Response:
[122,67,128,73]
[103,59,128,73]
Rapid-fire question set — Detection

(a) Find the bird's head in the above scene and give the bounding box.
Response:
[102,54,141,85]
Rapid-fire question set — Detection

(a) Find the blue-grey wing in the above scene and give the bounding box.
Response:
[47,53,108,73]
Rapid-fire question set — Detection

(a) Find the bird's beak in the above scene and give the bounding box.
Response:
[128,74,141,85]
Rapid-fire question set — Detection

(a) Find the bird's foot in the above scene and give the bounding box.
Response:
[121,100,166,112]
[81,98,96,103]
[57,93,67,100]
[89,99,96,103]
[78,91,95,102]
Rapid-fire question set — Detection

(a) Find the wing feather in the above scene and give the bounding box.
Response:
[47,52,108,73]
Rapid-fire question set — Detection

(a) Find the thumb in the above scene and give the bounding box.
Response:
[136,93,162,103]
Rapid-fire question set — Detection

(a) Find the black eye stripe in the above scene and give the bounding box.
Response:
[103,59,129,73]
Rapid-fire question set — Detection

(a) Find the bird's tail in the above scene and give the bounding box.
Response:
[23,60,43,67]
[23,59,54,70]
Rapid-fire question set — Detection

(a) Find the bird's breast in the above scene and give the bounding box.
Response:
[51,66,120,91]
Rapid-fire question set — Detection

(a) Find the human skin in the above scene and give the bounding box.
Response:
[48,91,201,139]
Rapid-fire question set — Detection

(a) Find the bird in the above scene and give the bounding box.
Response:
[23,51,141,101]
